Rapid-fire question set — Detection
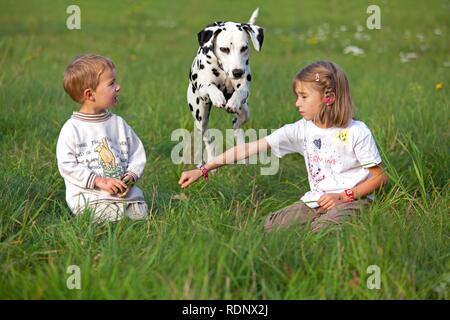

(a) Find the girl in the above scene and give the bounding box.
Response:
[178,61,388,232]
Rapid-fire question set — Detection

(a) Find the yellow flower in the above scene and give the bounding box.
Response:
[435,82,444,90]
[306,36,318,45]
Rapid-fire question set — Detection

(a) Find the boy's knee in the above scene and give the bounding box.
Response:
[92,202,124,223]
[127,202,149,220]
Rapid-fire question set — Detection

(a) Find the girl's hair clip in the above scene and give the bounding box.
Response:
[315,73,320,82]
[322,96,335,106]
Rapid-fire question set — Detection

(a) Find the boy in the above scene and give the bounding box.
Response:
[57,54,148,222]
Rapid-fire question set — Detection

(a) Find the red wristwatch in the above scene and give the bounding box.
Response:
[344,189,354,202]
[196,164,209,182]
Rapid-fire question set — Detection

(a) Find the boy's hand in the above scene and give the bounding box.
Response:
[117,174,135,198]
[178,169,203,188]
[318,193,347,210]
[94,176,128,195]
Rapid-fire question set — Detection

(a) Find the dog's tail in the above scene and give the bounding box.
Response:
[248,7,259,25]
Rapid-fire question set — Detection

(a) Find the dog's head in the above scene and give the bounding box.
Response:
[197,21,264,80]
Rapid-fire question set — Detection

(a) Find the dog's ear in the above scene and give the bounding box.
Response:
[243,24,264,52]
[197,23,223,47]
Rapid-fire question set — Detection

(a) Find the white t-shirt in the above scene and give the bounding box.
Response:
[56,111,146,214]
[265,119,382,206]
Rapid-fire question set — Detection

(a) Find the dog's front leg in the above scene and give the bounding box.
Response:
[225,87,249,114]
[198,84,226,108]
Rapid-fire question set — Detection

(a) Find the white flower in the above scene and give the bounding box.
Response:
[343,45,365,56]
[399,52,418,63]
[354,32,371,41]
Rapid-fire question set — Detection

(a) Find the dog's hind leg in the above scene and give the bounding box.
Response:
[232,103,250,163]
[192,101,216,164]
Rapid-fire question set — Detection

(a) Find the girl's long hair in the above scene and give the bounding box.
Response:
[293,61,354,128]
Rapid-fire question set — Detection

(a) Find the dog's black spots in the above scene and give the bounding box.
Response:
[188,103,193,112]
[207,21,224,28]
[223,90,233,101]
[256,28,264,49]
[189,70,192,80]
[206,55,211,59]
[247,74,252,82]
[202,45,213,55]
[195,109,202,121]
[192,73,198,81]
[192,84,196,94]
[200,64,205,70]
[212,68,220,77]
[196,97,200,105]
[237,83,241,88]
[246,59,249,65]
[198,29,213,47]
[232,118,237,124]
[206,61,211,64]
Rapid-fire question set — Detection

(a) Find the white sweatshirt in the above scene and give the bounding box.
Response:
[56,111,146,213]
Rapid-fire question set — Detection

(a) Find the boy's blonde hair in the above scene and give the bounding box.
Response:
[293,61,354,128]
[63,54,115,103]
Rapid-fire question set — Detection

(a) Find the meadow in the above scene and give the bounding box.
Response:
[0,0,448,299]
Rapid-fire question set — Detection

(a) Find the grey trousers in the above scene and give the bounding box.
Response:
[264,199,372,233]
[87,201,149,222]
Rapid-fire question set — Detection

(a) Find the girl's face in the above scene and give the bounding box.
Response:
[294,80,323,124]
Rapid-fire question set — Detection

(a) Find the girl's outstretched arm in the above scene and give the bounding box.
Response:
[178,138,270,188]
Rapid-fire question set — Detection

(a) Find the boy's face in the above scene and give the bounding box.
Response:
[92,68,120,109]
[294,81,322,122]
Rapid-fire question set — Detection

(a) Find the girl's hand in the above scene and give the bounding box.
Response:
[318,193,347,210]
[178,169,203,188]
[94,177,128,195]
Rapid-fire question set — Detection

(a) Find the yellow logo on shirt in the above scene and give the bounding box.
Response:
[94,137,122,178]
[336,129,349,144]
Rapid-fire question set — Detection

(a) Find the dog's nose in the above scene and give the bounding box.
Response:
[232,69,244,79]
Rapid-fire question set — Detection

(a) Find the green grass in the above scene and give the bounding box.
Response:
[0,0,449,299]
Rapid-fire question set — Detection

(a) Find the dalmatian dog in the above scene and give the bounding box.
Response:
[187,8,264,163]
